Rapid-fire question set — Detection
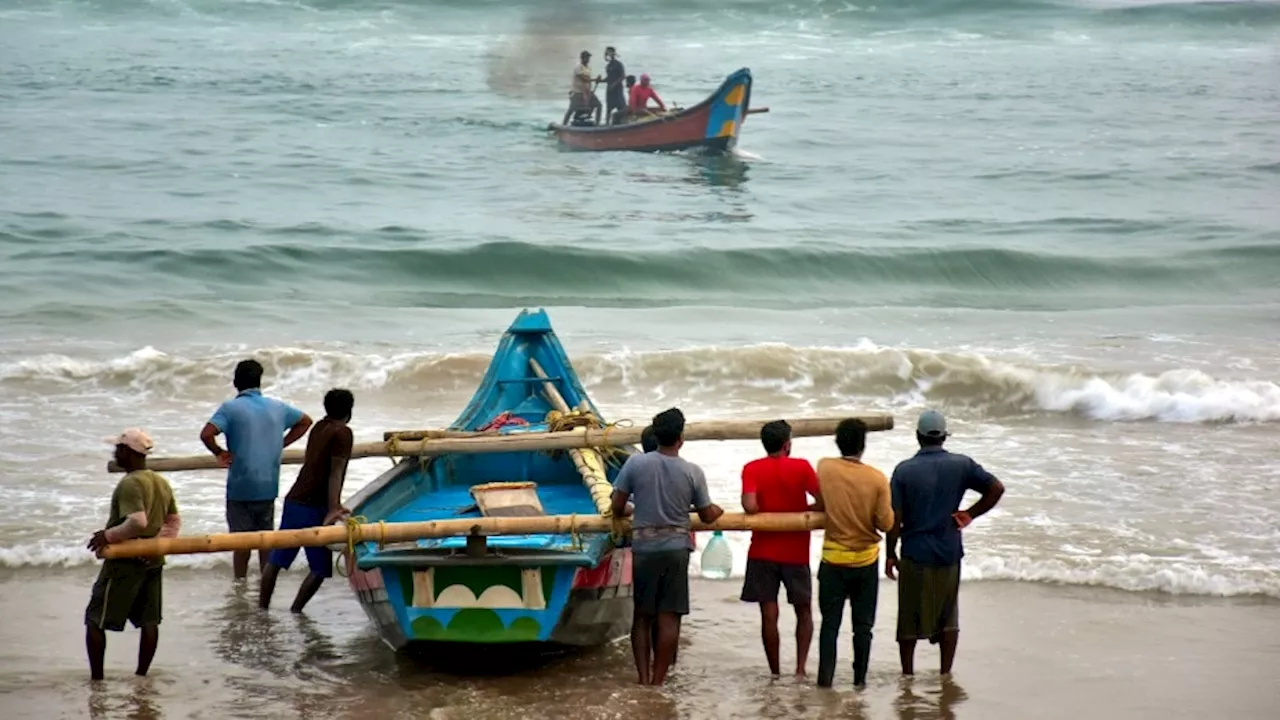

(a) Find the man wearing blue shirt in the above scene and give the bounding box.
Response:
[885,410,1004,677]
[200,359,312,579]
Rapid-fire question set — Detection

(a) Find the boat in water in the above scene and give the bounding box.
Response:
[548,68,757,153]
[339,309,635,651]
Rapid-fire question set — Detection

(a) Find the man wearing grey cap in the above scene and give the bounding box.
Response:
[885,410,1004,677]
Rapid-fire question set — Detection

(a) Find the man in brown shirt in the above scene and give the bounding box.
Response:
[815,418,893,688]
[259,389,354,612]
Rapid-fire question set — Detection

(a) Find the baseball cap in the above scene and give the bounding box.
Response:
[107,428,154,455]
[916,410,949,438]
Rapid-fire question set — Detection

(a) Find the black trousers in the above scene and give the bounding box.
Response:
[817,560,879,687]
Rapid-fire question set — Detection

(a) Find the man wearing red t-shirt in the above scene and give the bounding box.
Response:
[628,74,666,117]
[741,420,823,677]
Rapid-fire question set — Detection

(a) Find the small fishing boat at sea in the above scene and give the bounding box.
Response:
[339,309,635,650]
[548,68,763,153]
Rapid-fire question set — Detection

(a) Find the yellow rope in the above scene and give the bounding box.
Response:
[345,515,368,557]
[386,435,402,468]
[544,409,633,459]
[337,515,388,575]
[568,513,581,551]
[336,514,369,578]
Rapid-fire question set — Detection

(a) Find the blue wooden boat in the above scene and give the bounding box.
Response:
[340,309,635,650]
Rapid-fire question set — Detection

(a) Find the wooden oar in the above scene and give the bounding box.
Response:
[746,106,770,115]
[108,415,894,473]
[99,511,825,559]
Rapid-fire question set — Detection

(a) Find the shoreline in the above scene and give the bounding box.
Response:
[2,568,1277,719]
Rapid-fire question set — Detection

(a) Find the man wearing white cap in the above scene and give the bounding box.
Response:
[884,410,1004,678]
[85,429,181,681]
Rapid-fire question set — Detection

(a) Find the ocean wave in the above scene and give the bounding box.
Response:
[4,343,1278,423]
[7,238,1277,311]
[685,534,1280,598]
[0,542,227,570]
[22,0,1280,26]
[963,554,1280,597]
[5,541,1274,598]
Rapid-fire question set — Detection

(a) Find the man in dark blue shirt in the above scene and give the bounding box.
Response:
[885,410,1004,677]
[602,46,626,125]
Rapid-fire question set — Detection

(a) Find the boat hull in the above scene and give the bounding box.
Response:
[346,547,633,650]
[549,68,752,153]
[342,309,636,653]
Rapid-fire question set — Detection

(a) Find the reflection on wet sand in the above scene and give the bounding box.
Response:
[88,676,162,720]
[895,676,968,720]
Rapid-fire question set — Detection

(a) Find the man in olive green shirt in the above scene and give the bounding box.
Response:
[85,429,181,680]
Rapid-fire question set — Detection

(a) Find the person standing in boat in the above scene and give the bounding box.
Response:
[85,429,181,681]
[740,420,823,678]
[200,359,312,580]
[563,49,602,126]
[259,388,355,613]
[628,74,667,118]
[611,408,724,686]
[602,46,626,125]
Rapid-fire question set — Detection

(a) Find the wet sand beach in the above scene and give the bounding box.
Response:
[3,1,1280,718]
[2,569,1276,720]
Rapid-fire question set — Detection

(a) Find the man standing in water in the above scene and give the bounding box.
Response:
[200,359,312,579]
[885,410,1004,676]
[602,46,626,125]
[740,420,822,677]
[612,408,724,685]
[85,429,180,680]
[259,388,354,612]
[815,418,893,688]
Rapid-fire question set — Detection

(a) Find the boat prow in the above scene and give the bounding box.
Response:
[342,309,636,650]
[550,68,755,153]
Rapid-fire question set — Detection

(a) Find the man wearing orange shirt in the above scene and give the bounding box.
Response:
[740,420,823,677]
[815,418,894,688]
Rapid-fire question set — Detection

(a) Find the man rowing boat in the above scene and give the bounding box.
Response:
[563,50,602,126]
[629,74,666,117]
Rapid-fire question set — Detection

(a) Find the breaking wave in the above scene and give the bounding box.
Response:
[3,342,1277,423]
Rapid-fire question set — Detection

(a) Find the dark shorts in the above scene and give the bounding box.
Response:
[896,557,960,642]
[85,560,162,632]
[268,501,332,578]
[633,549,690,616]
[227,498,275,533]
[740,558,812,606]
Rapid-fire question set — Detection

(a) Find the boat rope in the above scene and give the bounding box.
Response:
[385,435,403,467]
[568,513,581,551]
[545,409,634,463]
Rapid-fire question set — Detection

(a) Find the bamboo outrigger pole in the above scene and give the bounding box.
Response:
[107,415,894,473]
[99,511,825,560]
[527,357,616,517]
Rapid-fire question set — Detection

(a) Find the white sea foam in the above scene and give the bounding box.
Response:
[3,343,1277,423]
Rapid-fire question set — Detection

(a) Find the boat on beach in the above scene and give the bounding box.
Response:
[548,68,759,153]
[339,309,636,650]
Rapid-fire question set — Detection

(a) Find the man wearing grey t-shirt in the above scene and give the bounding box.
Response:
[612,407,724,686]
